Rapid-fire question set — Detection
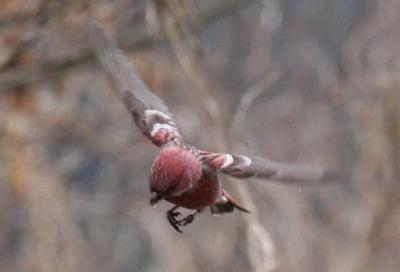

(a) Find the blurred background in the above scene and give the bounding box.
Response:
[1,0,400,271]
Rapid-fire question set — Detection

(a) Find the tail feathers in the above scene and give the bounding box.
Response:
[210,192,250,215]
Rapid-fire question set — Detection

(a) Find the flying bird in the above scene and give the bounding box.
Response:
[88,24,338,232]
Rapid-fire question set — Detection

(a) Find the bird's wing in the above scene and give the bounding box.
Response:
[87,23,182,147]
[200,151,339,185]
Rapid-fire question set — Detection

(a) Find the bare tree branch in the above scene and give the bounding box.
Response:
[0,0,254,92]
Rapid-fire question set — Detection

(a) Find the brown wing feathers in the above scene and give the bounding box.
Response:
[88,24,169,114]
[201,152,339,184]
[88,23,181,146]
[89,23,339,184]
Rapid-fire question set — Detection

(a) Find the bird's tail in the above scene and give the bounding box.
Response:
[210,191,250,214]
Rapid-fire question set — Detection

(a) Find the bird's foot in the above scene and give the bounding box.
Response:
[166,207,200,233]
[177,214,195,226]
[167,207,183,233]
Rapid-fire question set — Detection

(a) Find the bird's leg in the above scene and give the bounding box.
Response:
[167,206,181,222]
[177,209,202,226]
[166,205,183,233]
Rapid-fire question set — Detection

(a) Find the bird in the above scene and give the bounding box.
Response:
[87,24,339,232]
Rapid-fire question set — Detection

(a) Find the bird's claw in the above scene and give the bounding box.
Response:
[166,208,198,233]
[177,214,194,226]
[167,209,183,233]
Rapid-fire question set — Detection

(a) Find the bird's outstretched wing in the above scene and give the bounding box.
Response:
[200,151,339,184]
[87,23,182,147]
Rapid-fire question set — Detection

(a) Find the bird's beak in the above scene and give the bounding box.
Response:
[150,192,160,207]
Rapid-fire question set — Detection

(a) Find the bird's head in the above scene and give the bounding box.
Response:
[149,145,201,199]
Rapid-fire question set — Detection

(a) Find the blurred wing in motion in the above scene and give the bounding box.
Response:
[200,151,339,185]
[87,23,182,147]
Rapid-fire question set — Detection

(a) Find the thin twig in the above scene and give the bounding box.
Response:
[0,0,255,92]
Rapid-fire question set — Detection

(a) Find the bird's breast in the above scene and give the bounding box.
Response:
[165,172,223,210]
[149,145,201,194]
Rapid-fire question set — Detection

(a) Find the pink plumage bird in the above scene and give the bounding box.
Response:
[88,24,338,232]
